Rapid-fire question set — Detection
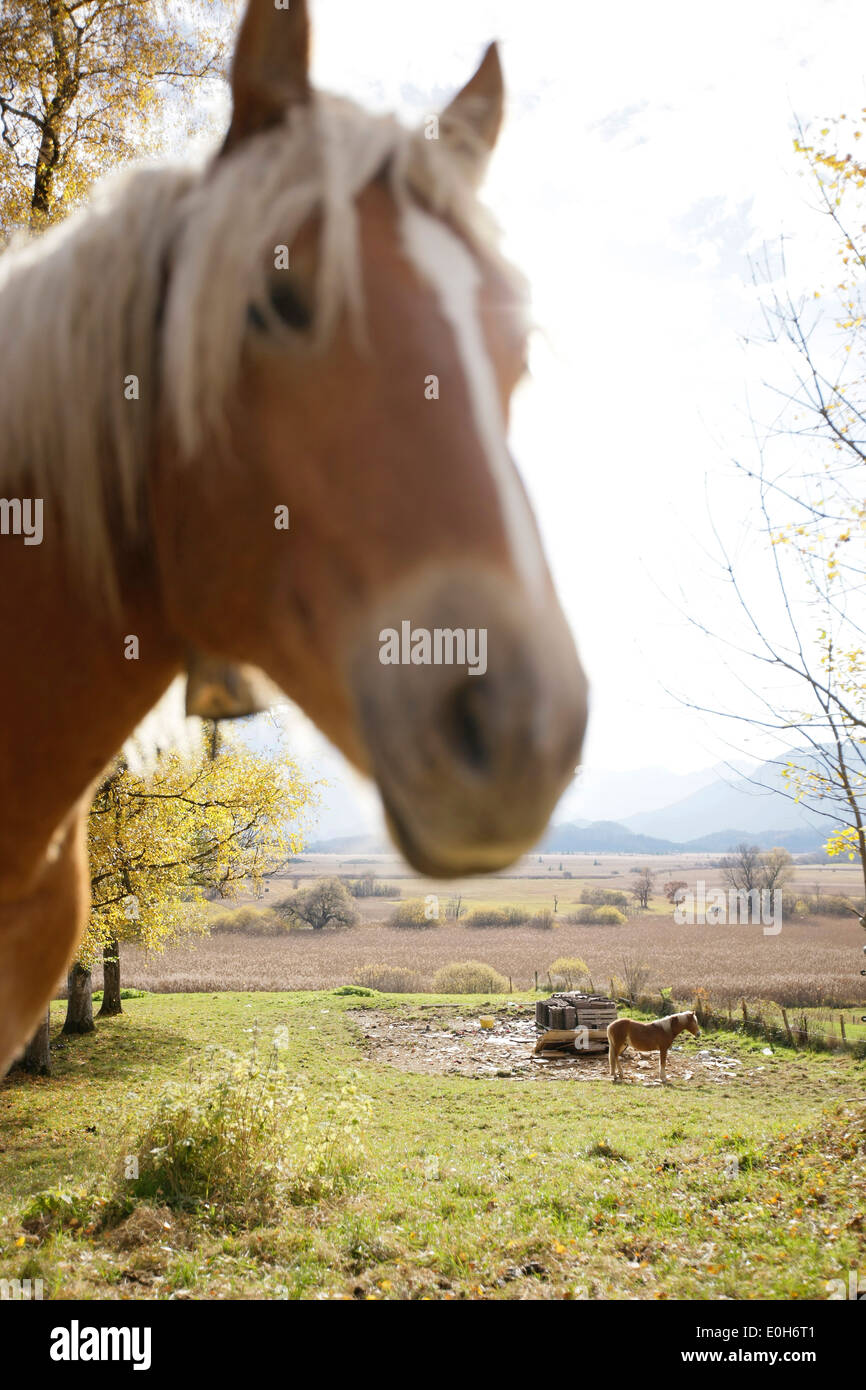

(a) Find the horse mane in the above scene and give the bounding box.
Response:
[0,93,508,601]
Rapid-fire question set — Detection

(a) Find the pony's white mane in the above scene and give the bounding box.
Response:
[0,94,504,598]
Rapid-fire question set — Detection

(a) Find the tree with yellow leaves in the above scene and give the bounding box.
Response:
[62,727,317,1034]
[0,0,239,238]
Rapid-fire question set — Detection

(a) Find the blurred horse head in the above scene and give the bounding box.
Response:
[0,0,587,1071]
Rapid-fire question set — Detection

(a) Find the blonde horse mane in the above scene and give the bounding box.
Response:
[0,93,509,599]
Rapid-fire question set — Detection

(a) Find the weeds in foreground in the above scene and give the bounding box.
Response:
[118,1037,371,1221]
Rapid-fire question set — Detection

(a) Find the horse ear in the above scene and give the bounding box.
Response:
[223,0,311,152]
[438,42,504,186]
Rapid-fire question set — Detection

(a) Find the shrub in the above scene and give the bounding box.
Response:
[388,899,437,929]
[821,895,863,917]
[274,877,358,931]
[780,894,807,919]
[121,1048,292,1217]
[549,956,592,991]
[565,904,627,925]
[620,954,651,1002]
[351,964,425,993]
[464,906,525,928]
[120,1045,371,1220]
[20,1186,100,1236]
[208,906,286,936]
[594,906,628,925]
[344,874,400,898]
[432,961,509,994]
[579,887,629,908]
[779,892,865,920]
[531,908,555,930]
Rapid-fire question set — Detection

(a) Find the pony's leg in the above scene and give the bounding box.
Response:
[0,803,90,1076]
[658,1045,668,1083]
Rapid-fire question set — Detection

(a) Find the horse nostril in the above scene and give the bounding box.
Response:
[445,678,491,775]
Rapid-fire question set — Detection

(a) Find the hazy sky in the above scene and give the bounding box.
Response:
[193,2,866,798]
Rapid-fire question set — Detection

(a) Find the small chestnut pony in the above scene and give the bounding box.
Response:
[608,1013,701,1084]
[0,0,587,1071]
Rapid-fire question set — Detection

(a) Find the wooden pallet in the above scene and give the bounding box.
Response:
[535,992,617,1033]
[533,1026,609,1057]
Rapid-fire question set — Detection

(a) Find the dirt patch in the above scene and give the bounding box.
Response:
[353,1006,751,1085]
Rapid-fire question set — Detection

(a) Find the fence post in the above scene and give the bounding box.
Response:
[781,1007,794,1047]
[840,1014,847,1047]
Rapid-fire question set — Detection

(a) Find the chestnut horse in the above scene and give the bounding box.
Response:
[0,0,587,1072]
[608,1012,701,1084]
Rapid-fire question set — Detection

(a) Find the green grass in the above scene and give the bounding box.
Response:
[0,991,864,1300]
[800,1007,866,1041]
[737,1002,866,1044]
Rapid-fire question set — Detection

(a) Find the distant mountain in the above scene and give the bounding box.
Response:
[682,826,825,853]
[541,820,679,854]
[621,755,826,842]
[240,708,833,860]
[307,833,390,854]
[541,819,826,855]
[554,764,724,824]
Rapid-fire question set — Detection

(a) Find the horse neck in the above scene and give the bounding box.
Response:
[0,539,183,892]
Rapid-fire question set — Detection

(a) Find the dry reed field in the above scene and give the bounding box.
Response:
[113,914,863,1007]
[84,852,866,1009]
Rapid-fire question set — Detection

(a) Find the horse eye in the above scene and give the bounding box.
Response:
[248,278,313,333]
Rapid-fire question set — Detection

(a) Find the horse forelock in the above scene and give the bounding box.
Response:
[163,93,513,459]
[0,91,509,599]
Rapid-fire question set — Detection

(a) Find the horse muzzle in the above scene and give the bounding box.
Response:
[348,569,588,877]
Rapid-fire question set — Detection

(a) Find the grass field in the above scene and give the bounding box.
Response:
[271,851,866,919]
[1,991,864,1300]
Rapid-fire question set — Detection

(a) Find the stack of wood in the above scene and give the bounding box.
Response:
[533,992,617,1057]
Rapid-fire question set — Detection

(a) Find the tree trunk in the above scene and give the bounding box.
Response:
[8,1010,51,1076]
[62,963,94,1035]
[98,938,123,1016]
[29,3,78,227]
